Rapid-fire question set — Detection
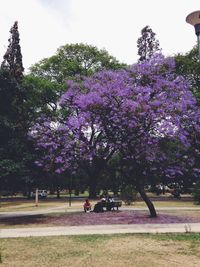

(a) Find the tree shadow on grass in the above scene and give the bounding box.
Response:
[0,211,199,227]
[0,215,47,226]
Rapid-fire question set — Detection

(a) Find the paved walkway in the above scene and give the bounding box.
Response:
[1,223,200,238]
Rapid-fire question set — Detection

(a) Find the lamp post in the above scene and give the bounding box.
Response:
[186,10,200,60]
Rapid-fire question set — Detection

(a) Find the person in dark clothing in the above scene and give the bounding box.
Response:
[93,201,104,213]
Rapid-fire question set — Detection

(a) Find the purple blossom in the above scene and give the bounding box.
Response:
[29,54,200,183]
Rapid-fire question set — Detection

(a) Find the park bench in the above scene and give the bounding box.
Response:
[101,199,122,211]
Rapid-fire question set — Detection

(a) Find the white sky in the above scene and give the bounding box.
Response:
[0,0,199,72]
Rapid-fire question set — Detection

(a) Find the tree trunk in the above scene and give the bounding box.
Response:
[88,174,97,199]
[89,184,97,198]
[136,180,157,218]
[56,188,60,199]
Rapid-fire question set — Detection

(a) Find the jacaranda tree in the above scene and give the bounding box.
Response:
[30,54,200,217]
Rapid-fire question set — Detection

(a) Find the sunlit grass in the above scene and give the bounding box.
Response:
[0,200,81,212]
[0,194,197,212]
[1,234,200,267]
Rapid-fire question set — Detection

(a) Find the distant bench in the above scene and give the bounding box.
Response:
[101,199,122,211]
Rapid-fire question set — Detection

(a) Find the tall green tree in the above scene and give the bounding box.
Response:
[26,43,126,122]
[30,43,126,84]
[175,46,200,104]
[23,75,65,120]
[1,21,24,82]
[0,22,40,193]
[137,25,161,62]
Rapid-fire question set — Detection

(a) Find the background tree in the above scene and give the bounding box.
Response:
[23,75,65,120]
[0,68,40,194]
[137,25,161,62]
[0,22,44,195]
[25,43,126,126]
[25,44,127,124]
[175,46,200,104]
[174,46,200,192]
[30,43,126,84]
[1,21,24,81]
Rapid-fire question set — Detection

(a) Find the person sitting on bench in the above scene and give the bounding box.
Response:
[107,195,115,211]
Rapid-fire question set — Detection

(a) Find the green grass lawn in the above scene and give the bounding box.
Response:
[1,233,200,267]
[0,200,69,212]
[0,195,197,212]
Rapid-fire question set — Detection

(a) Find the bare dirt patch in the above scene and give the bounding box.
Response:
[46,210,200,226]
[1,210,199,228]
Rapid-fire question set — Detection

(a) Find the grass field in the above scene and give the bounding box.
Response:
[0,199,69,212]
[0,196,197,212]
[1,233,200,267]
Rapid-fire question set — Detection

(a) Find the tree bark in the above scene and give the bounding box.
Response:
[88,175,97,198]
[136,179,157,217]
[56,187,60,199]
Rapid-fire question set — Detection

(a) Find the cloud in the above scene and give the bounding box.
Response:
[0,0,72,71]
[0,0,199,72]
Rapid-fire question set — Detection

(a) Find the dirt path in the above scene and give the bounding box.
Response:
[1,223,200,238]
